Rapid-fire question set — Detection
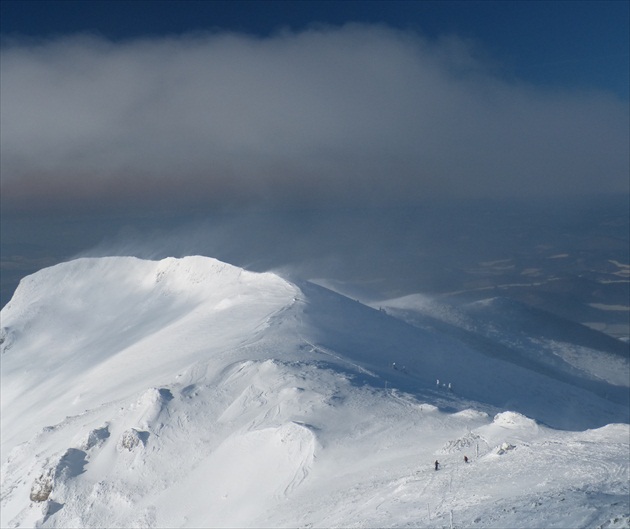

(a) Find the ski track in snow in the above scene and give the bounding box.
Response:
[0,256,628,528]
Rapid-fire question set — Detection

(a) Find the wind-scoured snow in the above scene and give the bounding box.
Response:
[376,294,630,396]
[1,256,628,528]
[1,256,298,450]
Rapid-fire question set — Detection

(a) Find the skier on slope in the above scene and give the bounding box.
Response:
[464,455,469,463]
[434,460,439,471]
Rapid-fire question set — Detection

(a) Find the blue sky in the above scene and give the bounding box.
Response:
[2,0,628,98]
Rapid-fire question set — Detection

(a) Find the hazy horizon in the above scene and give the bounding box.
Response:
[1,1,628,329]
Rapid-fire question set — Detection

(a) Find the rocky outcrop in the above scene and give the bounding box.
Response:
[118,428,149,451]
[29,469,54,502]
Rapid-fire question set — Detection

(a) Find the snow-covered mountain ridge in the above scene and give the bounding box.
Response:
[1,256,628,528]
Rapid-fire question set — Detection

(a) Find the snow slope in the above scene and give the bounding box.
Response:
[376,294,630,404]
[1,256,628,528]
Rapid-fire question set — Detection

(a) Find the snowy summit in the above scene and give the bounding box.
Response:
[1,256,628,528]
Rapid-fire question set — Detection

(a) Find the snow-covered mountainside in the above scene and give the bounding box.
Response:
[376,294,630,401]
[1,256,628,528]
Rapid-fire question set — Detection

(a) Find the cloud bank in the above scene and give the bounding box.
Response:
[1,25,628,214]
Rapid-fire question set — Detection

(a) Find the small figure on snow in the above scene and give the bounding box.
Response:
[464,455,469,463]
[434,460,439,471]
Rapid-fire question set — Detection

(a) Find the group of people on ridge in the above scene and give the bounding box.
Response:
[434,455,469,471]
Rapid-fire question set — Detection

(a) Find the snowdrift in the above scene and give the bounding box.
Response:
[1,256,628,528]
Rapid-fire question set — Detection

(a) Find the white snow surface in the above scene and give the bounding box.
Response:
[1,256,628,528]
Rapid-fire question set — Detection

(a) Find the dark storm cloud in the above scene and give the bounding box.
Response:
[1,25,628,213]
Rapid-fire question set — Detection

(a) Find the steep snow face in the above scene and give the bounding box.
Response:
[0,256,299,450]
[1,256,629,529]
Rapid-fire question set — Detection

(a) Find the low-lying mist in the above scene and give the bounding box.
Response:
[2,196,628,323]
